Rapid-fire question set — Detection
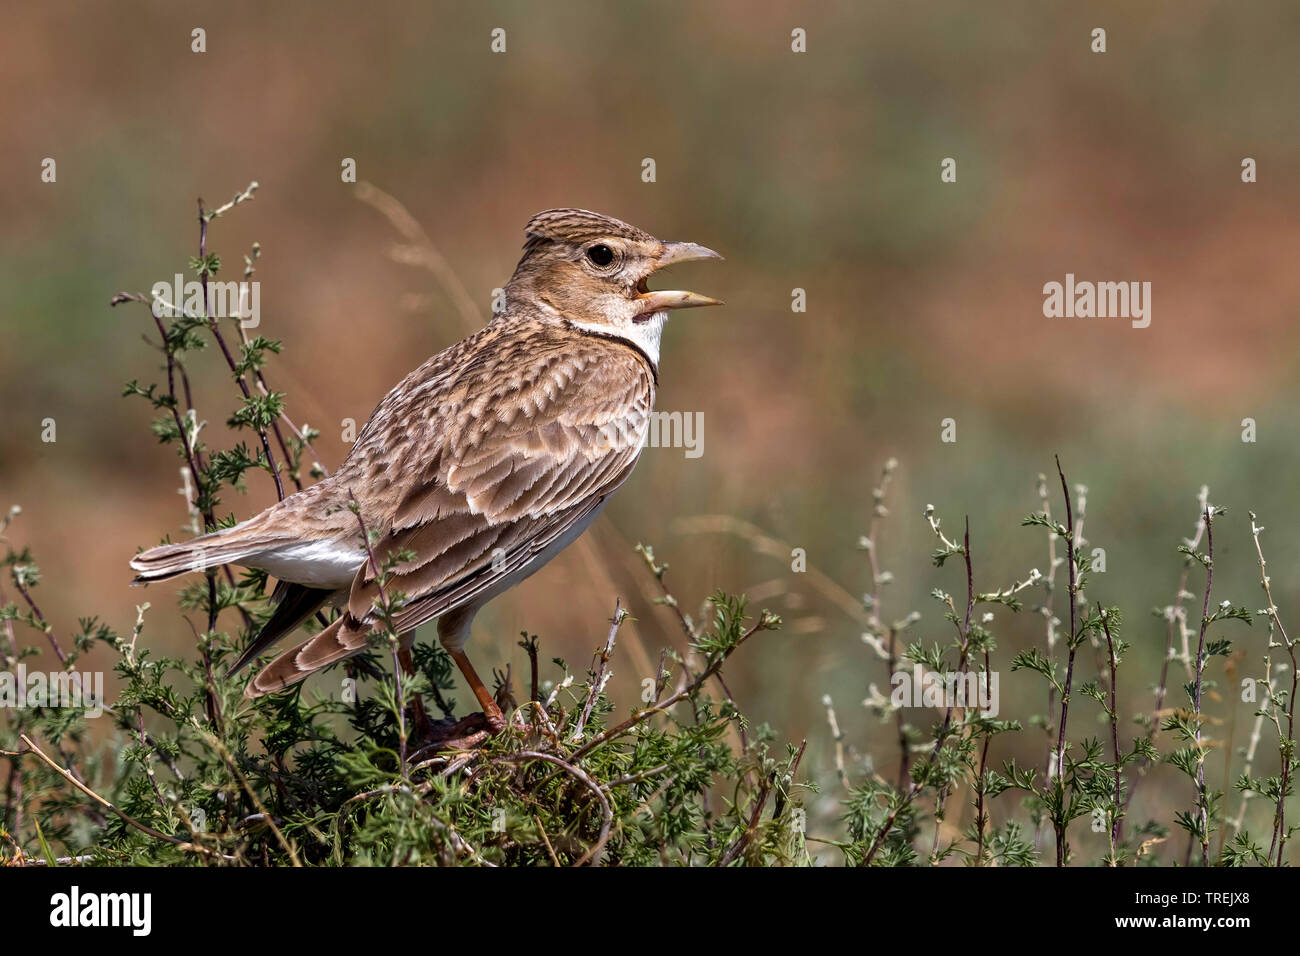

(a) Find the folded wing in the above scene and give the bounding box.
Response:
[247,335,653,696]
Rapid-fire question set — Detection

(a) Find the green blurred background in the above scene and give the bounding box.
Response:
[4,0,1300,861]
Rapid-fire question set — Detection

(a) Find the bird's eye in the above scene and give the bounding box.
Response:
[586,244,615,267]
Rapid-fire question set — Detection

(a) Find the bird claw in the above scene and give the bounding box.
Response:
[408,710,503,755]
[483,706,507,735]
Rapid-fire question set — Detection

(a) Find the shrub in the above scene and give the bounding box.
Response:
[2,186,1294,867]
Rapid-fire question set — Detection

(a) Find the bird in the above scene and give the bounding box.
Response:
[129,208,722,733]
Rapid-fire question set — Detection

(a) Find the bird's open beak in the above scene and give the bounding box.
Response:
[635,241,724,314]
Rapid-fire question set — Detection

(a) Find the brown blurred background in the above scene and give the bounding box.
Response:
[4,0,1300,860]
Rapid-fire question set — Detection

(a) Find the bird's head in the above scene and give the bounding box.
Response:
[504,209,721,358]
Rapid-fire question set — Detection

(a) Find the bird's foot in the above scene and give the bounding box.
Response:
[408,711,501,756]
[482,700,508,735]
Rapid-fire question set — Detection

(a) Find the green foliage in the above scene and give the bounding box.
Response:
[1,551,798,865]
[0,190,807,867]
[3,187,1298,869]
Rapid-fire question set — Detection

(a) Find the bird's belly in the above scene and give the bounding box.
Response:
[472,501,607,608]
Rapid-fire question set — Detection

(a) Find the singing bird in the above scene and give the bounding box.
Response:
[129,209,722,732]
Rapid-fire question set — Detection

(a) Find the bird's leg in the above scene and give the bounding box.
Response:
[437,608,506,733]
[397,645,433,741]
[449,648,507,733]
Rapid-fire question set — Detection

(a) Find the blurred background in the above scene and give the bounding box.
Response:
[4,0,1300,862]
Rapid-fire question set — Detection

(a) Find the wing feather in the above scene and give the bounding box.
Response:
[247,331,653,696]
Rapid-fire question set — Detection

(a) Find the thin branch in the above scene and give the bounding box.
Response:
[862,459,908,787]
[863,514,977,866]
[1098,605,1123,851]
[1250,511,1296,867]
[718,770,775,866]
[973,640,993,866]
[8,569,67,665]
[1051,455,1077,867]
[1193,507,1214,867]
[197,195,285,503]
[354,181,484,334]
[1125,485,1208,828]
[18,735,232,861]
[567,614,775,764]
[823,695,849,789]
[572,600,627,742]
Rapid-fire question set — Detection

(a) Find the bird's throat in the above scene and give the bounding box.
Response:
[563,313,666,382]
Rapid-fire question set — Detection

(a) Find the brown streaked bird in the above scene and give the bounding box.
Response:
[129,209,721,732]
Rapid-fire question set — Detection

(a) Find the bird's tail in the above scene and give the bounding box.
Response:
[227,579,335,677]
[246,613,374,697]
[129,513,284,583]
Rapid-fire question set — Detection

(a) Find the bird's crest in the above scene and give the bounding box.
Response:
[522,208,652,252]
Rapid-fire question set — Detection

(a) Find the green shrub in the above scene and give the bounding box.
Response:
[2,186,1294,867]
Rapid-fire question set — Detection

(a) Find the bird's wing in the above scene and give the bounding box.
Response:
[246,334,653,695]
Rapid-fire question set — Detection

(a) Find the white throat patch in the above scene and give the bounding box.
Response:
[568,311,668,366]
